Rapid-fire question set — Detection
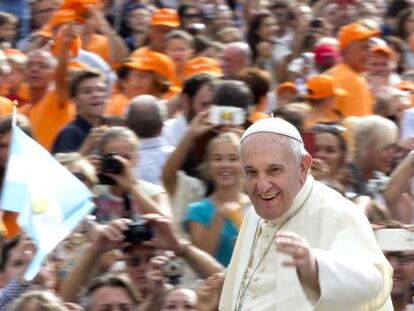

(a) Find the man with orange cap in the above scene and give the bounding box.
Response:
[304,74,347,128]
[106,50,179,117]
[326,22,379,117]
[131,8,180,56]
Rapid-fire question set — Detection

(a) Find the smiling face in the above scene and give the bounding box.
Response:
[207,140,241,188]
[241,133,311,220]
[75,77,107,121]
[314,132,345,176]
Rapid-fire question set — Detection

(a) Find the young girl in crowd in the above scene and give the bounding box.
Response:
[183,132,249,267]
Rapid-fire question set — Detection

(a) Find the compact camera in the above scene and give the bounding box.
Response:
[209,105,246,126]
[98,153,123,185]
[123,221,153,244]
[162,258,184,285]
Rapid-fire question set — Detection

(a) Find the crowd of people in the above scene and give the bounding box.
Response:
[0,0,413,310]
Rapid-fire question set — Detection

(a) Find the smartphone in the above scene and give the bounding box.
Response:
[375,229,414,252]
[209,106,246,126]
[302,131,316,157]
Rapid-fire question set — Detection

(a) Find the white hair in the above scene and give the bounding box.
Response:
[226,42,253,66]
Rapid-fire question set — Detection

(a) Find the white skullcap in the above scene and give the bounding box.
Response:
[241,117,303,144]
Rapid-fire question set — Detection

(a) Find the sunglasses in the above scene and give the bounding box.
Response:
[310,123,346,135]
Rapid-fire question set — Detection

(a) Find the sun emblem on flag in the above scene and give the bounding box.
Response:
[31,194,49,214]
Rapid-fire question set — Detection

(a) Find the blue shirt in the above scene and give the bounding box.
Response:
[52,115,92,154]
[183,198,238,267]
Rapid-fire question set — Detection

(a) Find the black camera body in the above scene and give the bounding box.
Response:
[123,221,153,243]
[98,154,123,185]
[102,153,123,174]
[162,258,184,285]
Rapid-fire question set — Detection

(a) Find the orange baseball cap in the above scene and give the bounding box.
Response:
[183,57,222,79]
[371,45,395,60]
[338,23,379,50]
[124,51,177,83]
[60,0,103,16]
[150,8,180,28]
[306,75,347,99]
[49,9,85,28]
[276,82,298,95]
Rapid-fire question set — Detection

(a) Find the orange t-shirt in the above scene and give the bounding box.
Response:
[2,211,19,239]
[0,97,13,117]
[326,63,373,117]
[23,90,75,150]
[106,93,130,117]
[83,34,111,65]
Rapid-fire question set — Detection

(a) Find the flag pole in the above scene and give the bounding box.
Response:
[12,100,18,127]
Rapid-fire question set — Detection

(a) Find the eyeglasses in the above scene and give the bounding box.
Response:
[122,256,152,267]
[311,123,346,135]
[385,252,414,265]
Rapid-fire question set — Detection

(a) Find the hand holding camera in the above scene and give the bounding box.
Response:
[98,153,137,191]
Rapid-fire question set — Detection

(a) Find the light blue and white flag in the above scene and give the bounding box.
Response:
[0,125,95,281]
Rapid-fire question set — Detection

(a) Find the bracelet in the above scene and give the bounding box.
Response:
[175,239,192,257]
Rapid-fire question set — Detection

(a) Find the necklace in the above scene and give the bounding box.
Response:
[234,185,313,311]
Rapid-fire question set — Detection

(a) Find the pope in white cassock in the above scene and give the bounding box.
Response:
[219,118,394,311]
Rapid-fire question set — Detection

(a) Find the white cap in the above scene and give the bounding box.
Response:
[241,117,303,144]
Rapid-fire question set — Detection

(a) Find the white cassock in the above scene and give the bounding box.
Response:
[219,176,394,311]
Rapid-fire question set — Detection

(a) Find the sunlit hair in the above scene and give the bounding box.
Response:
[199,132,241,180]
[55,152,98,185]
[10,290,68,311]
[353,115,398,160]
[98,126,139,154]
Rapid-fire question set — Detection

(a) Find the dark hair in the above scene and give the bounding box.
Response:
[387,0,409,19]
[0,236,20,271]
[272,106,305,133]
[395,8,414,40]
[178,3,202,20]
[0,114,33,137]
[246,12,272,63]
[69,69,104,98]
[194,35,213,54]
[182,73,216,100]
[83,275,139,308]
[236,67,271,105]
[116,65,170,95]
[384,36,405,73]
[212,80,254,111]
[0,12,17,27]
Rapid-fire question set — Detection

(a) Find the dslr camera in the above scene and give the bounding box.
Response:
[123,221,153,243]
[98,153,123,184]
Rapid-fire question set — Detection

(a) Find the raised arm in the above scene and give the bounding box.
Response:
[87,4,129,65]
[162,111,215,195]
[384,150,414,222]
